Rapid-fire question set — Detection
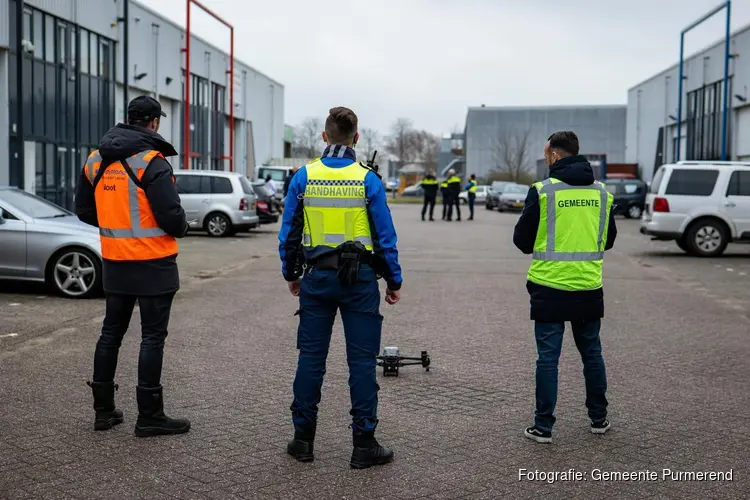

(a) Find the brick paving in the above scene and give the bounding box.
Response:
[1,205,748,499]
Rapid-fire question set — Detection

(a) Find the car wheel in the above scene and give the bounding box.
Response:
[205,212,233,237]
[686,219,728,257]
[46,247,102,299]
[627,205,643,219]
[460,198,467,205]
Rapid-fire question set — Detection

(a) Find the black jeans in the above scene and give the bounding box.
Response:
[421,195,436,220]
[447,196,461,220]
[468,193,476,219]
[93,293,176,388]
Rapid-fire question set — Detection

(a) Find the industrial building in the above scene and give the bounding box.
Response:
[626,23,750,182]
[0,0,284,210]
[464,105,626,181]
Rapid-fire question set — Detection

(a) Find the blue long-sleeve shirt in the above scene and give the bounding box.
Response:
[278,145,402,289]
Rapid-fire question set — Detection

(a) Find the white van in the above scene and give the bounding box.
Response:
[256,166,293,184]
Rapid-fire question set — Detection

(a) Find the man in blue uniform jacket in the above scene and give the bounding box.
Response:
[278,106,402,469]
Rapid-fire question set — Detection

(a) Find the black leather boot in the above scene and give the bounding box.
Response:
[87,381,124,431]
[350,428,394,469]
[287,427,315,462]
[134,385,191,437]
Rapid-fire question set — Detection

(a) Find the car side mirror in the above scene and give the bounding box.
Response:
[0,214,6,225]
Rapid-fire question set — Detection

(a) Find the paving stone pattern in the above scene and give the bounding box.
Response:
[1,206,748,499]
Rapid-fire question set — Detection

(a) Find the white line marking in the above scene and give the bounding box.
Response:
[9,303,21,306]
[0,333,19,338]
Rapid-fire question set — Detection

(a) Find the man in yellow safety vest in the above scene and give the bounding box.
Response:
[513,131,617,444]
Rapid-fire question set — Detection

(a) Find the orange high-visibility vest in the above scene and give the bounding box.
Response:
[83,149,179,261]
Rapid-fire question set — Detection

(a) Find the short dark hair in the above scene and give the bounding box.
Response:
[325,107,358,144]
[548,131,579,156]
[127,117,154,128]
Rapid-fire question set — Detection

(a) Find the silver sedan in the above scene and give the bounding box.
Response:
[0,186,103,298]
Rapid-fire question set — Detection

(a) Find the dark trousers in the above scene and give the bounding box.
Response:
[447,195,461,220]
[421,195,436,220]
[291,265,382,433]
[92,293,176,388]
[468,193,476,219]
[441,194,450,219]
[533,320,608,432]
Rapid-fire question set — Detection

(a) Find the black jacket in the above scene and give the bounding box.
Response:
[513,155,617,322]
[420,175,439,197]
[75,123,188,296]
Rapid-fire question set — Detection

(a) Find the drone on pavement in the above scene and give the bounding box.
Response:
[376,346,431,377]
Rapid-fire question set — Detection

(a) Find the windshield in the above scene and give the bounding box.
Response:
[239,176,255,195]
[258,168,288,182]
[0,189,70,219]
[503,184,528,194]
[491,182,508,190]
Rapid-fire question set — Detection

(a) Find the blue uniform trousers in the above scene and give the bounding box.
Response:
[291,264,383,433]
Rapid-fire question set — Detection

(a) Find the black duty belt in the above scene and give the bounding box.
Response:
[310,251,372,271]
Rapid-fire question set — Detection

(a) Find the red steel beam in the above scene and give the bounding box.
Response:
[183,0,235,171]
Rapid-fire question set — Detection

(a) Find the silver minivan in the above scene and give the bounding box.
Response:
[173,170,260,237]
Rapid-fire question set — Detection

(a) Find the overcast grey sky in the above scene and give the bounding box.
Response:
[140,0,749,136]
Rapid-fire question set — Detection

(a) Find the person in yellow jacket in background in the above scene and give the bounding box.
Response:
[420,171,439,221]
[75,95,191,438]
[445,169,462,221]
[465,174,478,221]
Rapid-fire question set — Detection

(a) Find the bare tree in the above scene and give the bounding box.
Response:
[416,130,440,172]
[358,127,381,162]
[384,118,416,165]
[292,117,324,158]
[492,128,532,183]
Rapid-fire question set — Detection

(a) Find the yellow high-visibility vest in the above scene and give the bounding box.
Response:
[301,159,373,250]
[527,177,613,291]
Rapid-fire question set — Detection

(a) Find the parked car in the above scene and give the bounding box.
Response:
[0,186,103,298]
[640,161,750,257]
[496,184,530,212]
[401,184,424,197]
[486,181,512,210]
[251,181,281,225]
[458,185,489,205]
[174,171,260,237]
[604,178,647,219]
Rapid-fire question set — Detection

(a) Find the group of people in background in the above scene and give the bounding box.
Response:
[419,169,477,222]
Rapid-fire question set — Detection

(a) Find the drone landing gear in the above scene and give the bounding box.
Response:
[376,347,430,377]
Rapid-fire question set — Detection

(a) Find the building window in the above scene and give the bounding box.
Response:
[44,14,55,63]
[80,29,89,74]
[100,39,110,78]
[686,78,727,161]
[22,8,32,45]
[32,10,43,59]
[57,22,67,66]
[70,27,77,69]
[89,33,98,77]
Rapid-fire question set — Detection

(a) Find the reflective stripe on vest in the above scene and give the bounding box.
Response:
[85,151,167,239]
[532,178,608,262]
[303,234,373,245]
[301,159,373,250]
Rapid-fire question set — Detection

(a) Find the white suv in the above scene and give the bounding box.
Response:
[640,161,750,257]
